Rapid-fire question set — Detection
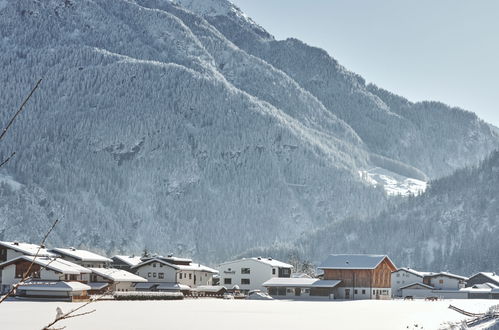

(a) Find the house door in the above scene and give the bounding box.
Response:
[194,275,196,285]
[345,289,350,299]
[294,288,301,296]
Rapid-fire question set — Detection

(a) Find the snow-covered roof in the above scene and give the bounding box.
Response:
[87,282,110,291]
[112,255,143,267]
[399,282,434,290]
[0,256,90,275]
[219,257,293,269]
[263,278,341,288]
[132,258,218,273]
[195,285,227,293]
[0,241,57,257]
[394,267,432,278]
[426,272,468,281]
[89,268,147,283]
[472,272,499,284]
[17,281,91,292]
[319,254,396,270]
[51,248,112,263]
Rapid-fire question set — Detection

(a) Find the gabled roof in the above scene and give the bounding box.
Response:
[131,258,218,274]
[51,248,112,263]
[112,255,143,267]
[0,241,57,257]
[399,282,434,290]
[218,257,293,269]
[0,256,90,275]
[425,272,468,281]
[394,267,432,278]
[89,267,147,283]
[263,278,342,288]
[469,272,499,284]
[17,281,91,292]
[318,254,396,271]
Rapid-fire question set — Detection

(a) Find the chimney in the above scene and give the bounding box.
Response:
[13,241,19,246]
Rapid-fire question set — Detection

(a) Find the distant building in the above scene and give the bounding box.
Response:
[318,254,397,300]
[423,272,467,290]
[0,255,91,293]
[111,255,143,271]
[263,278,341,300]
[391,268,431,297]
[0,241,57,263]
[466,272,499,288]
[217,257,293,293]
[49,247,112,268]
[131,255,217,291]
[88,267,147,293]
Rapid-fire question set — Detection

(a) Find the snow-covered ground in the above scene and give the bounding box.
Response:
[360,167,427,196]
[0,299,497,330]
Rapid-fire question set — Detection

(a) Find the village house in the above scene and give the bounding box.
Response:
[399,272,469,299]
[466,272,499,288]
[131,255,217,292]
[391,267,431,297]
[111,255,143,271]
[88,267,147,293]
[263,277,341,300]
[50,247,112,268]
[218,257,293,293]
[0,255,91,294]
[318,254,397,300]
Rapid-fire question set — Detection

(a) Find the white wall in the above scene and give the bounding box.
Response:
[218,259,284,292]
[391,270,424,297]
[401,288,434,298]
[427,276,464,290]
[134,263,177,282]
[1,264,63,288]
[177,270,214,287]
[336,287,390,300]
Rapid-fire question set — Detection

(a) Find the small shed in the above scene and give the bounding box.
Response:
[400,282,434,298]
[195,285,227,297]
[16,281,91,301]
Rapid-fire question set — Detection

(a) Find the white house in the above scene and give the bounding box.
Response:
[424,272,467,290]
[263,278,341,300]
[131,256,217,290]
[88,267,147,292]
[0,241,57,262]
[218,257,293,293]
[50,247,112,268]
[391,268,431,297]
[0,256,91,293]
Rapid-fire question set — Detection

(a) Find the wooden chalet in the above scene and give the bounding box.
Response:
[318,254,397,300]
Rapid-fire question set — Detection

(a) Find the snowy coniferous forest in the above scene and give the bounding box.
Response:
[0,0,498,269]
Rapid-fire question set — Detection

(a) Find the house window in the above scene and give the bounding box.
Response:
[439,280,444,284]
[241,268,250,274]
[179,273,182,279]
[148,272,151,277]
[354,289,358,294]
[224,278,232,285]
[373,290,375,295]
[396,273,400,277]
[189,273,192,280]
[277,287,286,295]
[153,263,156,268]
[304,289,310,294]
[159,273,164,279]
[241,279,250,285]
[272,269,276,275]
[362,290,366,295]
[153,273,157,278]
[286,288,293,294]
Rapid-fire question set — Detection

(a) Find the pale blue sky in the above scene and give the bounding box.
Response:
[231,0,499,126]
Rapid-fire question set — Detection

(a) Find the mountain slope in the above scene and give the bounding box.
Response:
[0,0,386,260]
[286,150,499,275]
[182,0,499,178]
[0,0,497,262]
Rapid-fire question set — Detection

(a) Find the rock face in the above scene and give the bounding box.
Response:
[0,0,497,261]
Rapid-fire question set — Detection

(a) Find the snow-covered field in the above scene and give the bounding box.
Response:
[0,299,498,330]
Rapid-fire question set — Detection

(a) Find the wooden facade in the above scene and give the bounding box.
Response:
[323,258,395,288]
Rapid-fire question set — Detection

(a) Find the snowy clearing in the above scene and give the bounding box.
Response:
[0,299,498,330]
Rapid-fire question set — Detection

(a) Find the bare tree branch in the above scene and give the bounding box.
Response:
[0,79,42,168]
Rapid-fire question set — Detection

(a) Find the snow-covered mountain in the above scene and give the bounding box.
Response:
[0,0,497,261]
[278,150,499,275]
